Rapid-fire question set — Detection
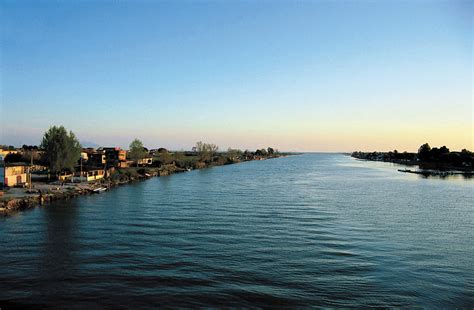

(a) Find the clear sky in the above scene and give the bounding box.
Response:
[1,0,472,152]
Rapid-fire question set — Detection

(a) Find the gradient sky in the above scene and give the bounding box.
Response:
[1,0,472,152]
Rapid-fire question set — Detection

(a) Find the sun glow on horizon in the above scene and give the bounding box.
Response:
[1,1,472,151]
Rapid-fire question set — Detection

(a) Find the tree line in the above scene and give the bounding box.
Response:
[3,125,282,175]
[417,143,473,169]
[352,143,473,170]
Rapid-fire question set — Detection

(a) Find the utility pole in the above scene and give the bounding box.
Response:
[29,150,33,190]
[80,156,83,183]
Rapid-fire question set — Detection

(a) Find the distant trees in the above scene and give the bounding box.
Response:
[173,152,196,169]
[418,143,452,162]
[415,143,474,169]
[21,145,41,164]
[146,144,280,169]
[129,138,147,167]
[193,141,218,162]
[4,150,41,164]
[21,145,39,151]
[0,145,15,150]
[4,153,23,163]
[158,151,174,165]
[227,148,242,158]
[418,143,431,161]
[226,148,243,163]
[40,125,81,175]
[355,143,473,170]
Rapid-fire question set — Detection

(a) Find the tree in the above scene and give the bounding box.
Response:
[21,145,38,151]
[418,143,431,161]
[21,145,40,165]
[195,141,218,162]
[158,152,173,165]
[227,148,243,162]
[129,138,147,167]
[0,145,16,150]
[4,153,23,163]
[267,147,274,155]
[40,125,81,175]
[439,146,450,155]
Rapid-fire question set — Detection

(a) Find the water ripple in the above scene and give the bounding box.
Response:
[0,154,473,308]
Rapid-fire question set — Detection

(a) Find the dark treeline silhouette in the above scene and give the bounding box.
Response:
[21,145,39,151]
[352,143,473,171]
[416,143,473,170]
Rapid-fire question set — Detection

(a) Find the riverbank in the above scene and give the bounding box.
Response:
[1,153,471,308]
[0,155,288,216]
[350,151,473,176]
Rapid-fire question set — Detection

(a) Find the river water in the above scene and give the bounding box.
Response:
[0,153,473,308]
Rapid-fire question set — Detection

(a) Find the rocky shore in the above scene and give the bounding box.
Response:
[1,156,287,216]
[0,164,185,216]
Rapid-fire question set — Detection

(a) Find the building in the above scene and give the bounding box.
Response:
[80,152,89,161]
[58,173,73,182]
[72,168,105,182]
[118,160,134,168]
[3,163,30,187]
[88,153,106,166]
[0,161,3,188]
[99,147,127,167]
[80,148,96,161]
[137,156,153,166]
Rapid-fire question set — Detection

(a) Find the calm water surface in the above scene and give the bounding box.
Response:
[1,154,473,308]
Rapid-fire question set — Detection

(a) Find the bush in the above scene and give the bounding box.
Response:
[174,153,198,169]
[194,161,206,169]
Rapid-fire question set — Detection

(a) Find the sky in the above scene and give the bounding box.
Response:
[0,0,472,152]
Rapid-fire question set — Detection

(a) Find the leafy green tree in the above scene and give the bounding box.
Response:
[129,138,147,167]
[40,125,81,175]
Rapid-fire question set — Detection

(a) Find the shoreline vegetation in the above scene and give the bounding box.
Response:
[351,143,474,177]
[0,125,292,216]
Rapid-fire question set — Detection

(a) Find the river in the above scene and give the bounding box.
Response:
[0,153,472,308]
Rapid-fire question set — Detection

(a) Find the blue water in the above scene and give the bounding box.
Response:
[1,153,473,308]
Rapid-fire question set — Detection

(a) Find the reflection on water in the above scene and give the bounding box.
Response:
[0,154,473,308]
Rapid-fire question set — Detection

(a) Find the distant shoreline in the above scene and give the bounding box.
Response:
[350,151,474,177]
